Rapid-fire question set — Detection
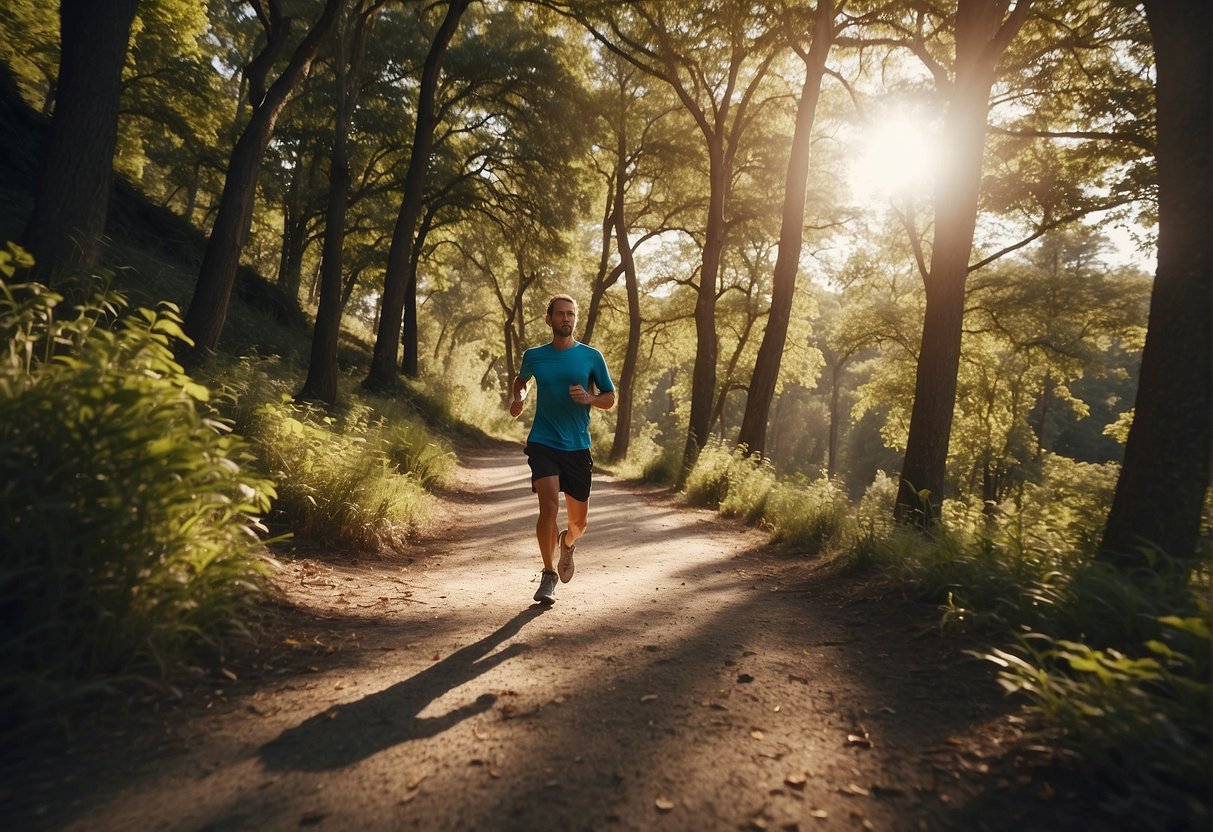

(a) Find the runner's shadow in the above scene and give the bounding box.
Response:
[259,606,546,772]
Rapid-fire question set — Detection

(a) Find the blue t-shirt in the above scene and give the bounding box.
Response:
[518,342,615,451]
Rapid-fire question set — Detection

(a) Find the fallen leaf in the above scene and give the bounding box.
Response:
[407,773,428,790]
[655,797,675,812]
[842,783,870,797]
[749,817,769,830]
[846,733,873,748]
[785,773,808,789]
[282,638,301,648]
[751,730,765,740]
[640,694,658,702]
[219,667,237,682]
[810,809,828,819]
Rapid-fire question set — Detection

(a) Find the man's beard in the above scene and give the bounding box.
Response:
[554,323,573,336]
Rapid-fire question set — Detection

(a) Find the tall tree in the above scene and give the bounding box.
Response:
[365,0,470,389]
[299,0,385,404]
[183,0,341,353]
[892,0,1033,526]
[21,0,140,283]
[558,1,784,485]
[736,0,836,457]
[1100,0,1211,566]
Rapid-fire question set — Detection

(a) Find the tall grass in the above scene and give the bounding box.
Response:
[683,441,853,552]
[213,358,453,553]
[0,263,274,729]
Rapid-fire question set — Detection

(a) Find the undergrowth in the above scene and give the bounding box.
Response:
[0,259,274,732]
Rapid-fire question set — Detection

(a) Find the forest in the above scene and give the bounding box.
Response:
[0,0,1209,828]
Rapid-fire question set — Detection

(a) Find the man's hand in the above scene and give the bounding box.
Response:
[568,384,594,405]
[509,391,525,418]
[509,377,527,418]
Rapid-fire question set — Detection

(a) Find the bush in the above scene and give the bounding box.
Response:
[240,398,432,553]
[683,440,735,507]
[989,613,1210,829]
[766,477,851,551]
[0,265,274,726]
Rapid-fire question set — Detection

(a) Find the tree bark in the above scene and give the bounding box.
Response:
[737,0,834,456]
[1100,0,1211,566]
[401,205,437,376]
[581,181,620,346]
[679,142,726,487]
[893,0,1032,527]
[183,0,342,353]
[21,0,139,284]
[609,132,642,463]
[300,2,381,405]
[365,0,469,389]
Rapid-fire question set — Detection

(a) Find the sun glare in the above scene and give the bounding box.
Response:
[848,112,943,206]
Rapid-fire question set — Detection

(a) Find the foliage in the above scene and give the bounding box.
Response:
[683,440,853,552]
[990,614,1209,830]
[0,264,274,727]
[850,482,1210,826]
[214,358,445,553]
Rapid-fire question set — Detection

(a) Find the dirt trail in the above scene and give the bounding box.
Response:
[7,444,1069,831]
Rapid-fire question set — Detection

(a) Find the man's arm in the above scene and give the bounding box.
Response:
[508,375,529,418]
[569,384,615,409]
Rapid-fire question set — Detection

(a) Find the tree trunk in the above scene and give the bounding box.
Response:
[678,144,727,487]
[300,2,378,405]
[893,0,1031,527]
[827,354,848,479]
[21,0,139,283]
[609,134,642,463]
[582,180,619,345]
[402,205,437,376]
[737,0,834,456]
[365,0,469,389]
[1100,0,1211,566]
[183,0,342,353]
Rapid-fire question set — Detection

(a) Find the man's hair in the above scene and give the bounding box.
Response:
[546,293,577,316]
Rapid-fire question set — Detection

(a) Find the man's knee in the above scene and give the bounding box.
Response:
[537,494,560,519]
[569,514,588,536]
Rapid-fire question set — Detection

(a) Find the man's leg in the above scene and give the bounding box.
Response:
[564,494,588,548]
[534,475,561,571]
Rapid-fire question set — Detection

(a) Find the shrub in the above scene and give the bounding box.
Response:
[0,266,274,726]
[989,614,1210,829]
[766,477,851,551]
[240,398,432,553]
[683,440,736,507]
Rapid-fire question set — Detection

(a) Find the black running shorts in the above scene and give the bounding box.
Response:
[525,443,593,502]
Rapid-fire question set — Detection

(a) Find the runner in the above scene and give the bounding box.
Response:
[508,293,615,604]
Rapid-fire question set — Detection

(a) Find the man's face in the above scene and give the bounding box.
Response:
[548,300,576,337]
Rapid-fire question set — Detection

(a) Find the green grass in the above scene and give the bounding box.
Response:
[0,267,274,730]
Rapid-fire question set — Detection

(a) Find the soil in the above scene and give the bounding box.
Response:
[4,442,1114,831]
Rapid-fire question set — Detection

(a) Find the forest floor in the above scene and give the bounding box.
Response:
[4,442,1115,831]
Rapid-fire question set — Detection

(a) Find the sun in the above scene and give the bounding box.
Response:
[847,110,944,206]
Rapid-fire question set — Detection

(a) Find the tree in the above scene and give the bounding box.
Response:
[21,0,140,283]
[890,0,1033,526]
[299,0,387,404]
[364,0,470,389]
[183,0,342,353]
[1100,0,1211,566]
[736,0,837,457]
[557,1,786,485]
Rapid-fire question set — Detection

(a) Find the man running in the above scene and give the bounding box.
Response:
[509,294,615,605]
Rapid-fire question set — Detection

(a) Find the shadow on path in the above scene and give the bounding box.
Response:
[259,605,547,772]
